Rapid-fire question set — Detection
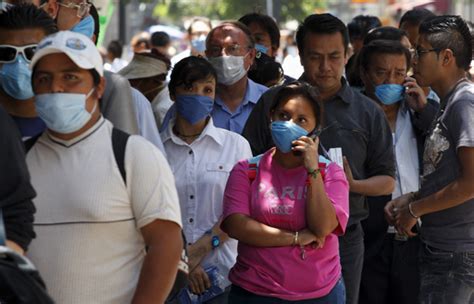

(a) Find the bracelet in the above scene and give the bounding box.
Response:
[293,231,299,246]
[408,202,419,219]
[307,168,321,179]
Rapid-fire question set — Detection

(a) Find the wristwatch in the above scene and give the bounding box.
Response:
[211,235,220,249]
[206,229,220,249]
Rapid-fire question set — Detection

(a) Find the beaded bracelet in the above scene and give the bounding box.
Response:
[307,168,321,179]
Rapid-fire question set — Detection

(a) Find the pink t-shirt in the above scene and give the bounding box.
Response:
[222,149,349,301]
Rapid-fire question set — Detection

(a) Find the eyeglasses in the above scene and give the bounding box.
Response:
[0,44,37,63]
[206,44,251,57]
[58,0,91,18]
[414,47,440,58]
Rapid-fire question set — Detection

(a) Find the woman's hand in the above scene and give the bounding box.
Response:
[188,265,211,295]
[291,136,320,170]
[297,229,325,248]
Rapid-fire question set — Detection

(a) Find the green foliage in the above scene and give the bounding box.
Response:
[153,0,327,25]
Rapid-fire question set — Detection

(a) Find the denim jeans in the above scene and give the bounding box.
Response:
[228,277,345,304]
[338,222,364,304]
[419,243,474,304]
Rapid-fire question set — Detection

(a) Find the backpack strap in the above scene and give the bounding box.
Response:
[24,133,42,153]
[112,128,130,185]
[247,154,264,182]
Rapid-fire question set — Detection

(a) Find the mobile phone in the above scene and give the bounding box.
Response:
[291,128,322,156]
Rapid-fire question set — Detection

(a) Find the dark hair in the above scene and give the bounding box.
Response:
[269,81,323,128]
[89,69,101,86]
[239,13,280,49]
[296,13,349,56]
[419,15,472,70]
[207,21,255,48]
[187,16,212,36]
[168,56,217,96]
[0,4,57,35]
[364,26,408,45]
[358,39,411,72]
[107,40,123,59]
[348,15,381,41]
[89,3,100,42]
[151,31,170,47]
[399,8,436,27]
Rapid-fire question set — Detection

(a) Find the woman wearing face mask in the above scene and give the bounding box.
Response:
[221,82,349,303]
[160,56,252,303]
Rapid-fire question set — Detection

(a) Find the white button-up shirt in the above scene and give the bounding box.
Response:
[161,117,252,285]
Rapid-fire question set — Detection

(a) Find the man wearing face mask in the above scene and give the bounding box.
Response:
[0,4,58,139]
[119,49,172,129]
[238,12,295,87]
[170,17,212,70]
[26,31,182,304]
[38,0,140,136]
[161,21,268,135]
[358,39,438,304]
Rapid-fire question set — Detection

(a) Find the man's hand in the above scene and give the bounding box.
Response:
[384,193,413,225]
[394,205,418,238]
[343,156,355,190]
[188,265,211,295]
[404,77,428,113]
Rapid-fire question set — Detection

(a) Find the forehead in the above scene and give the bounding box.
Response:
[369,52,407,69]
[0,28,46,46]
[277,95,315,115]
[209,25,247,44]
[303,32,345,53]
[248,22,269,36]
[190,21,211,34]
[417,34,431,48]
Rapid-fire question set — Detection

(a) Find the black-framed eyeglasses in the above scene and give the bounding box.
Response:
[58,0,91,18]
[0,44,37,63]
[414,47,440,58]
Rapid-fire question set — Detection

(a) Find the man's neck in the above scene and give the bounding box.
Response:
[216,76,248,113]
[0,90,37,118]
[432,69,467,100]
[315,80,343,102]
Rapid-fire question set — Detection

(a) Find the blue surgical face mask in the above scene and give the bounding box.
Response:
[70,15,94,39]
[175,94,214,125]
[191,35,206,53]
[271,121,309,153]
[0,55,34,100]
[375,84,405,105]
[255,43,269,55]
[35,89,96,134]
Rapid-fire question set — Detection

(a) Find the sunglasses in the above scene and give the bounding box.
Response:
[57,1,91,18]
[0,44,37,63]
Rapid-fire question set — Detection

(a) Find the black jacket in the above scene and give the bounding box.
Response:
[0,105,36,251]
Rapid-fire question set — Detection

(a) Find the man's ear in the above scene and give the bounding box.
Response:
[442,49,454,66]
[43,0,59,19]
[96,76,106,100]
[247,47,256,68]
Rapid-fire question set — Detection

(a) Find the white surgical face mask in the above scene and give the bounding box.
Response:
[35,88,96,134]
[207,54,248,85]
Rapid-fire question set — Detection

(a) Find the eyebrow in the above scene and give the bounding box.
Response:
[307,50,342,56]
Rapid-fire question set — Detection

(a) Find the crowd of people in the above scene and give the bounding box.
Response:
[0,1,473,304]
